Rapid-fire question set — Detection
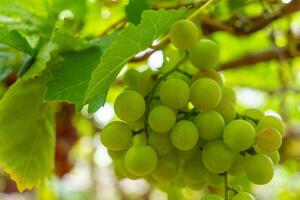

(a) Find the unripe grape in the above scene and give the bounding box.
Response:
[128,115,145,130]
[194,111,225,140]
[255,146,280,165]
[116,155,139,179]
[148,105,176,133]
[124,144,158,176]
[159,78,190,109]
[190,78,222,110]
[256,128,282,152]
[228,154,246,176]
[223,120,256,151]
[124,69,140,91]
[192,69,223,87]
[183,150,207,183]
[215,99,236,124]
[175,145,198,160]
[189,39,220,69]
[206,172,224,187]
[152,153,179,182]
[108,150,124,160]
[114,90,145,122]
[169,20,200,50]
[242,108,264,121]
[170,120,199,151]
[222,86,236,104]
[138,69,156,96]
[132,132,147,145]
[232,192,256,200]
[245,154,274,185]
[100,121,132,151]
[201,194,224,200]
[202,140,235,173]
[256,115,285,135]
[114,163,125,180]
[186,180,206,190]
[148,130,173,155]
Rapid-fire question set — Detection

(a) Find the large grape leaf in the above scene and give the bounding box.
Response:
[0,77,55,192]
[0,26,34,55]
[84,8,187,112]
[125,0,151,25]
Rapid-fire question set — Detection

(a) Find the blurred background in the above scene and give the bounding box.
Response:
[1,0,300,199]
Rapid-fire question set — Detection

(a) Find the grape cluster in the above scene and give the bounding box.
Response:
[100,19,285,200]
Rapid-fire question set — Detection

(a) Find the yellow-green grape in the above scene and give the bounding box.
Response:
[166,187,184,200]
[242,108,264,121]
[256,115,285,135]
[202,140,235,173]
[148,105,176,133]
[124,69,140,91]
[228,154,246,177]
[152,153,179,182]
[169,19,200,50]
[230,176,252,192]
[223,120,256,152]
[194,111,225,140]
[113,162,125,180]
[232,192,256,200]
[192,69,223,87]
[114,90,145,122]
[245,154,274,185]
[256,128,282,152]
[159,78,190,109]
[128,115,145,130]
[201,194,224,200]
[190,78,222,110]
[138,69,156,96]
[222,86,236,104]
[186,180,206,190]
[170,120,199,151]
[255,146,280,165]
[183,150,207,183]
[100,121,132,151]
[133,132,147,145]
[175,144,198,160]
[189,39,220,69]
[148,130,173,155]
[215,99,236,124]
[206,172,224,187]
[124,144,158,177]
[107,150,124,160]
[116,155,139,179]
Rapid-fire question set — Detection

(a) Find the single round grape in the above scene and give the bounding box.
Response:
[128,115,145,130]
[202,140,235,173]
[148,130,173,155]
[189,39,220,69]
[206,172,224,187]
[148,105,176,133]
[169,20,200,50]
[256,128,282,152]
[228,154,246,177]
[124,69,140,91]
[183,150,207,183]
[222,86,236,104]
[192,69,223,87]
[100,121,132,151]
[256,115,285,135]
[201,194,224,200]
[166,187,184,200]
[245,154,274,185]
[223,120,256,151]
[232,192,256,200]
[215,99,236,124]
[114,90,145,122]
[113,162,125,180]
[159,78,190,109]
[107,150,124,160]
[132,132,147,145]
[242,108,264,121]
[152,153,179,182]
[116,155,139,179]
[190,78,222,110]
[170,120,199,151]
[194,111,225,140]
[255,146,280,165]
[138,69,156,96]
[124,144,158,177]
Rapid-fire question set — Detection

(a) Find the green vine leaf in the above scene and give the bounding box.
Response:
[125,0,151,25]
[84,8,187,113]
[0,77,55,192]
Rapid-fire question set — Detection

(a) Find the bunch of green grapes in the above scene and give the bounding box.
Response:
[100,19,285,200]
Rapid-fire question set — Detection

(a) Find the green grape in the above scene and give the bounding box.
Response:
[189,39,220,69]
[245,154,274,185]
[256,115,285,135]
[201,194,224,200]
[255,146,280,165]
[169,19,200,50]
[223,120,256,151]
[113,162,125,180]
[229,176,252,193]
[190,78,222,110]
[116,155,139,179]
[194,111,225,140]
[242,108,264,121]
[100,121,132,151]
[215,99,236,124]
[132,132,147,145]
[166,187,184,200]
[114,90,146,122]
[148,130,173,155]
[107,150,124,160]
[170,120,199,151]
[192,69,223,87]
[128,115,145,130]
[206,172,224,187]
[124,69,140,91]
[159,78,190,109]
[186,179,206,190]
[228,154,246,177]
[222,86,236,104]
[175,144,198,160]
[202,140,235,173]
[183,150,207,183]
[138,69,156,96]
[148,105,176,133]
[152,153,179,182]
[124,144,158,176]
[256,128,282,152]
[232,192,256,200]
